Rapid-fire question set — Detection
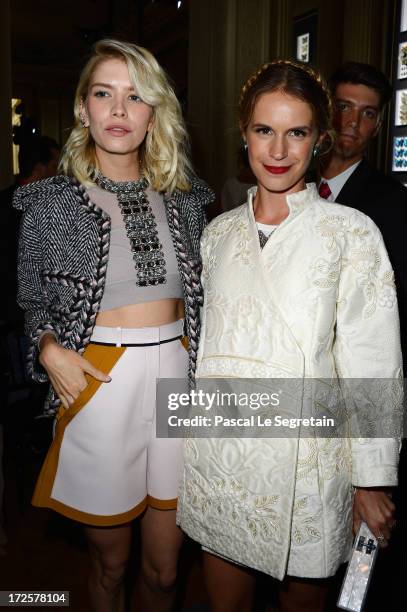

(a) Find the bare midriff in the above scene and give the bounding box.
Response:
[95,298,184,328]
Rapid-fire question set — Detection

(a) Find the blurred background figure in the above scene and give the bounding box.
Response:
[0,134,60,559]
[220,145,255,212]
[18,135,60,185]
[0,135,60,329]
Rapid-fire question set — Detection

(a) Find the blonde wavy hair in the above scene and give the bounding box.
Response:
[60,39,192,192]
[238,59,335,155]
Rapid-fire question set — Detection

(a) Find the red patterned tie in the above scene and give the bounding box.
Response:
[318,180,332,199]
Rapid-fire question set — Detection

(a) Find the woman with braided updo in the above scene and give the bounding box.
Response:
[15,39,213,612]
[177,60,401,611]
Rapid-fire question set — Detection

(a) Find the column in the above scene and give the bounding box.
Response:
[188,0,274,196]
[0,0,13,190]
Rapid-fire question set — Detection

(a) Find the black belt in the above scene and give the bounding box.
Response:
[90,334,183,348]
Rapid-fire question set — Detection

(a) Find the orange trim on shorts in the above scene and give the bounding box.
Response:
[32,343,127,526]
[33,494,178,527]
[38,495,178,525]
[42,495,149,527]
[147,495,178,510]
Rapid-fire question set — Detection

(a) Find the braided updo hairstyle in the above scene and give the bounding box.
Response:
[238,59,335,153]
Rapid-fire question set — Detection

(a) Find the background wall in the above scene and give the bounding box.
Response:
[0,0,13,189]
[1,0,399,197]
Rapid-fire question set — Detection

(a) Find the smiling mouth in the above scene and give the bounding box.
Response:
[263,165,291,174]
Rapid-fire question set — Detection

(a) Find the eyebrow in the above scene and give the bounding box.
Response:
[90,82,135,91]
[336,98,379,111]
[251,122,312,131]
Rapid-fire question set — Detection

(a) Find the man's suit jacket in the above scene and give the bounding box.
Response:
[335,158,407,366]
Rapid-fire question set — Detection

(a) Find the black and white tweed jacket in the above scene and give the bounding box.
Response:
[14,174,214,415]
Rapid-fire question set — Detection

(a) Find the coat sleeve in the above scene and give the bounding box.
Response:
[183,175,214,258]
[199,225,211,290]
[332,217,403,487]
[17,203,61,382]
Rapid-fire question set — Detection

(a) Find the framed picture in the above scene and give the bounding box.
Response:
[296,33,310,62]
[392,136,407,171]
[293,10,317,64]
[401,0,407,32]
[398,42,407,79]
[389,2,407,179]
[395,89,407,125]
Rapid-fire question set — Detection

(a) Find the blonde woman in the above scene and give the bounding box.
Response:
[15,39,213,612]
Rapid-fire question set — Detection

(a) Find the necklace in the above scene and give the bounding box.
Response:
[257,226,276,249]
[95,172,167,287]
[258,229,270,249]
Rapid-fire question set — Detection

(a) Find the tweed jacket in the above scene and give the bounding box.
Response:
[177,183,402,580]
[14,175,214,415]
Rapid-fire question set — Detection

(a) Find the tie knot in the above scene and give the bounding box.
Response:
[318,181,332,200]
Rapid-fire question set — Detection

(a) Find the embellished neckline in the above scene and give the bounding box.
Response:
[95,172,148,194]
[95,171,167,287]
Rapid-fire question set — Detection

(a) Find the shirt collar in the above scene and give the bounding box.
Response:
[320,159,362,201]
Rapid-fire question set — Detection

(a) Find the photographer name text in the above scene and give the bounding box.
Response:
[167,415,335,429]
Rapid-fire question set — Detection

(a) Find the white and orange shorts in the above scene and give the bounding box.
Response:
[32,320,188,527]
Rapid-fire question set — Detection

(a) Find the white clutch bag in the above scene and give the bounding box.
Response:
[337,522,379,612]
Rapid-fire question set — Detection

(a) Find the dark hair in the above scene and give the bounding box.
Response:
[238,59,334,151]
[18,135,59,178]
[329,62,393,109]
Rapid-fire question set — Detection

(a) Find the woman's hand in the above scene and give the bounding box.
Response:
[39,334,111,409]
[353,487,396,547]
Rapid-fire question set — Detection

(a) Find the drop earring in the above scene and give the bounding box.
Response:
[313,144,319,157]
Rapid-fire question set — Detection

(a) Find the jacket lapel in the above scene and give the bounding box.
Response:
[335,158,372,209]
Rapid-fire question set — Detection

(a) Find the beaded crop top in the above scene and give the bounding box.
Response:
[87,175,183,311]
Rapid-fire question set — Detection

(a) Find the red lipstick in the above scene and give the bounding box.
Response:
[263,165,291,174]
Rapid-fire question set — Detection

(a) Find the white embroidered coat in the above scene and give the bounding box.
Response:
[177,184,402,580]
